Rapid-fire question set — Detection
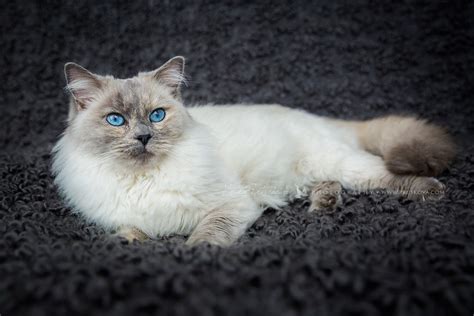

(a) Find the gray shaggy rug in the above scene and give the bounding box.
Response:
[1,1,473,315]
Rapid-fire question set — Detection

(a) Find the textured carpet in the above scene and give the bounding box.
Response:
[1,1,474,315]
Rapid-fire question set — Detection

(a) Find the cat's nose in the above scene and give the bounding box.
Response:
[135,134,152,146]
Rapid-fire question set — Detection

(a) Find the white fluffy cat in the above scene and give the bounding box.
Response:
[52,56,455,246]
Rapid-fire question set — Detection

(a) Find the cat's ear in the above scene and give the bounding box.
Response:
[64,63,103,110]
[150,56,186,96]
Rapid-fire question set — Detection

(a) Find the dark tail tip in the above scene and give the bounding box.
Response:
[385,138,456,176]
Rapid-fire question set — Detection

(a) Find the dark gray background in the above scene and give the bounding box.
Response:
[1,1,473,315]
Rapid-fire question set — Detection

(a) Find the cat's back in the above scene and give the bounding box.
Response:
[188,104,294,129]
[188,104,300,151]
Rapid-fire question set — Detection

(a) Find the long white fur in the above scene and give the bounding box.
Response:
[52,103,389,238]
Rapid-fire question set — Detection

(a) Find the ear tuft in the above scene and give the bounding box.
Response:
[64,63,102,110]
[151,56,186,92]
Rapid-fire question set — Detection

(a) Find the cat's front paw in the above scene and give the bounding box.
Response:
[308,181,343,213]
[185,235,231,247]
[113,227,149,243]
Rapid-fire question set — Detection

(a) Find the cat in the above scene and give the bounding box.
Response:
[52,56,456,246]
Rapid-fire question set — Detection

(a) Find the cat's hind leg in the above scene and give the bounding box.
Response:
[324,149,445,201]
[308,181,343,213]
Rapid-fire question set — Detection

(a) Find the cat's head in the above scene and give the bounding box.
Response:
[63,56,192,167]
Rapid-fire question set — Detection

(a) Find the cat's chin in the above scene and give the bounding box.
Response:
[129,150,155,161]
[118,147,158,166]
[116,152,158,170]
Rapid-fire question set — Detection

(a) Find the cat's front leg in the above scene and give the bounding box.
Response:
[186,208,258,247]
[114,226,150,243]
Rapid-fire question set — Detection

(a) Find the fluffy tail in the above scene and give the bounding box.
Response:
[348,116,456,176]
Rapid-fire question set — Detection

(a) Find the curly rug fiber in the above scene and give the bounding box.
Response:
[1,1,473,315]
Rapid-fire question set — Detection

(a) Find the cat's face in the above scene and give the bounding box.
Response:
[64,57,191,167]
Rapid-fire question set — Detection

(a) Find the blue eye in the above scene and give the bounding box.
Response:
[106,113,125,126]
[149,108,166,123]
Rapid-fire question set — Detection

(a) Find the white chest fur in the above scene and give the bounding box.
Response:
[52,126,240,237]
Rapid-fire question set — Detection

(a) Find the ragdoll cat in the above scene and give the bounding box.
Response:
[52,56,455,246]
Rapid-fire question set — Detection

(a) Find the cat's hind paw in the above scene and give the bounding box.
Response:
[308,181,343,213]
[405,177,446,201]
